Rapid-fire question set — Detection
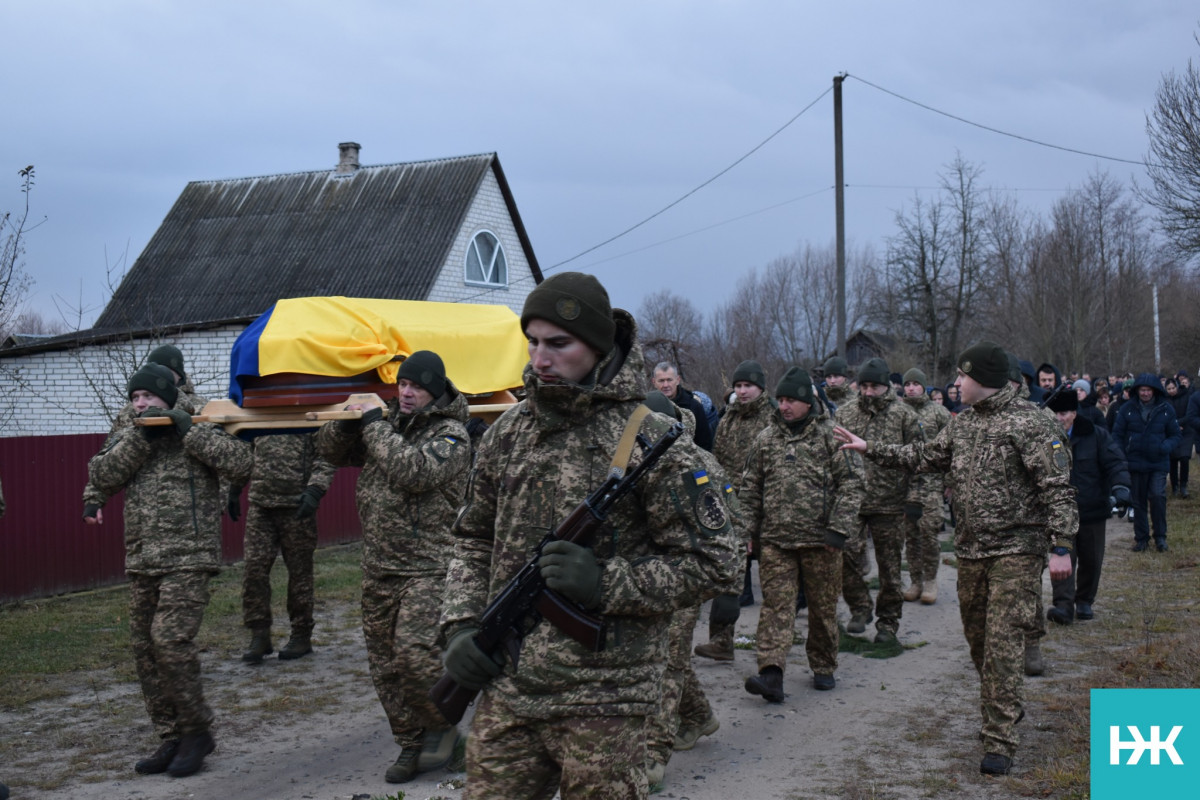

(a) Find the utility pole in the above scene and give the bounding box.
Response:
[1153,283,1161,373]
[833,73,846,359]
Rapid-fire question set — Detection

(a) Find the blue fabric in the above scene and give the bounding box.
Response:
[1112,374,1181,473]
[228,302,275,405]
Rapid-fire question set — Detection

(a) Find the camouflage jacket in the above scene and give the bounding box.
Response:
[82,383,203,508]
[86,420,252,575]
[316,384,470,578]
[712,392,774,492]
[741,405,865,549]
[835,391,923,515]
[824,383,857,407]
[441,311,741,719]
[247,433,338,508]
[903,394,952,496]
[866,383,1078,559]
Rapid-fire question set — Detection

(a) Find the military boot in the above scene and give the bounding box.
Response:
[919,583,938,605]
[134,739,180,774]
[417,727,460,771]
[673,713,719,751]
[693,621,735,661]
[277,628,313,660]
[902,581,922,602]
[1024,643,1044,676]
[167,731,215,778]
[646,759,666,794]
[241,627,273,664]
[385,748,420,784]
[846,609,872,634]
[744,666,785,703]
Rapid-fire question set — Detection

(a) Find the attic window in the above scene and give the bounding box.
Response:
[465,230,508,288]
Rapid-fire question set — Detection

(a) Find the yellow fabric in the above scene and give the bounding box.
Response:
[258,297,528,394]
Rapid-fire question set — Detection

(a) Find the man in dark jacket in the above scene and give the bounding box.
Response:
[653,362,714,451]
[1112,373,1181,552]
[1045,391,1131,622]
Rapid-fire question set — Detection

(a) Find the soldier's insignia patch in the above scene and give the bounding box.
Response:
[962,359,973,372]
[443,436,458,444]
[692,469,709,485]
[1051,440,1068,469]
[556,298,581,320]
[695,485,728,531]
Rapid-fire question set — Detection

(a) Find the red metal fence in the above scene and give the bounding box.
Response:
[0,434,363,603]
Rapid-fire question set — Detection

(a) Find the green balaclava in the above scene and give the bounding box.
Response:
[957,341,1009,389]
[902,367,928,387]
[127,363,180,408]
[520,272,616,356]
[857,357,891,387]
[396,350,448,399]
[731,359,767,390]
[775,366,815,404]
[147,344,186,383]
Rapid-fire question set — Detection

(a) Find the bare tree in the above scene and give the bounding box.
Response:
[638,289,704,382]
[1141,31,1200,264]
[0,166,44,339]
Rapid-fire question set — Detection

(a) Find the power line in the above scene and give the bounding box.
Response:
[846,73,1148,167]
[457,86,833,304]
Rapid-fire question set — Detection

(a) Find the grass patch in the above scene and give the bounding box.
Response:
[837,628,927,659]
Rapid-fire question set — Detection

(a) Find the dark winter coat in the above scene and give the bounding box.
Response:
[1111,374,1182,473]
[1166,388,1195,460]
[1186,391,1200,455]
[1066,415,1131,524]
[675,385,714,451]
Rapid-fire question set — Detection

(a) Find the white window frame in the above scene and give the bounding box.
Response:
[464,230,509,288]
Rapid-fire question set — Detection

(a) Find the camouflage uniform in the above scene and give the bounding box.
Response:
[316,385,470,749]
[901,394,952,590]
[241,433,337,636]
[835,391,923,636]
[823,383,857,408]
[740,403,864,677]
[441,311,740,800]
[86,418,252,741]
[866,382,1077,759]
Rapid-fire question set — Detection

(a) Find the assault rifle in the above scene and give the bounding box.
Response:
[430,419,685,725]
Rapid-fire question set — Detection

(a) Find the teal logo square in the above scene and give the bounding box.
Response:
[1091,688,1198,798]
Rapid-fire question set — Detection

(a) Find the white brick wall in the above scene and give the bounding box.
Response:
[0,326,243,437]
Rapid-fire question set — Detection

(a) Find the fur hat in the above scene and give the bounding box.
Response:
[1045,387,1079,413]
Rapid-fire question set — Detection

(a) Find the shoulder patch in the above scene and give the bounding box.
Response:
[1050,439,1069,470]
[695,484,729,531]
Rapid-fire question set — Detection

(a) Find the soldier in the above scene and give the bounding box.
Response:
[439,272,740,800]
[820,356,856,407]
[83,364,253,778]
[695,359,772,661]
[835,341,1077,776]
[899,368,951,605]
[741,367,864,701]
[835,357,923,644]
[315,350,471,784]
[239,433,338,663]
[82,344,205,525]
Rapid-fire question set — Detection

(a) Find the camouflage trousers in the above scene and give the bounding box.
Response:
[903,491,944,586]
[242,504,318,632]
[757,543,842,675]
[465,689,647,800]
[957,554,1043,758]
[128,570,215,739]
[843,514,905,634]
[361,573,447,748]
[645,604,712,764]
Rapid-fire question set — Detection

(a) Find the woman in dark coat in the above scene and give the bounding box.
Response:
[1165,378,1194,497]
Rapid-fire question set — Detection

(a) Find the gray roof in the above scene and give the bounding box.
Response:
[91,152,541,333]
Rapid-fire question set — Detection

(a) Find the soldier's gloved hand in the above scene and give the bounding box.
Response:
[83,503,102,522]
[163,408,192,437]
[226,485,243,522]
[1111,485,1131,509]
[539,540,603,609]
[359,406,385,426]
[903,503,923,521]
[295,485,325,519]
[139,407,173,439]
[443,627,504,690]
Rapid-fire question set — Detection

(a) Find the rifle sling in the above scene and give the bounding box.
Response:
[610,404,652,479]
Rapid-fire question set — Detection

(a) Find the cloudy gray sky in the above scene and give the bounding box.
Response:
[4,2,1196,329]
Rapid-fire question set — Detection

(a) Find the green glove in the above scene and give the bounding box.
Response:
[162,408,192,437]
[538,540,603,609]
[138,407,173,439]
[226,485,243,522]
[443,627,504,690]
[295,485,325,519]
[83,503,102,521]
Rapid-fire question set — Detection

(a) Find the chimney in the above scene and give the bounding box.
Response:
[336,142,361,174]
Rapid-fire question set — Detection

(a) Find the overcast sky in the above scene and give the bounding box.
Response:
[4,2,1197,330]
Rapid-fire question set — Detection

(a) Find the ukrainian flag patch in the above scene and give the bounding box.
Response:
[693,470,709,485]
[443,436,459,444]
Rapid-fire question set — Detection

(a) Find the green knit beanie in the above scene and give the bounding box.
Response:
[902,368,928,387]
[822,356,849,377]
[857,357,891,387]
[147,344,186,382]
[731,359,766,390]
[127,363,179,407]
[520,272,615,355]
[644,390,681,420]
[396,350,447,398]
[1006,352,1022,384]
[957,341,1009,389]
[775,366,815,403]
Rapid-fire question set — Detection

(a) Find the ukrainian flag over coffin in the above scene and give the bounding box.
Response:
[229,297,529,404]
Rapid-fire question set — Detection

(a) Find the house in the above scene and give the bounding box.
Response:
[0,143,542,600]
[822,329,899,373]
